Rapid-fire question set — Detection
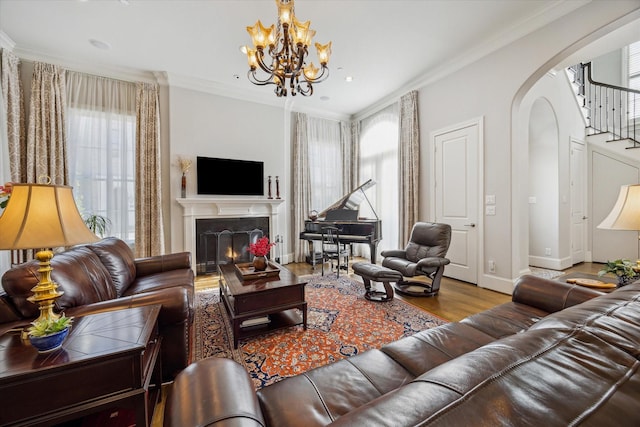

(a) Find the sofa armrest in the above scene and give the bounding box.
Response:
[134,252,191,277]
[512,274,603,313]
[380,249,406,258]
[164,358,266,427]
[65,286,192,326]
[416,257,451,269]
[65,286,193,381]
[0,291,22,324]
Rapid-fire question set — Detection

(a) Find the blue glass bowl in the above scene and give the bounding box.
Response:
[28,327,70,353]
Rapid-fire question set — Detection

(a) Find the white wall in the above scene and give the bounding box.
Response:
[520,69,587,271]
[418,1,640,293]
[528,97,559,268]
[165,85,288,257]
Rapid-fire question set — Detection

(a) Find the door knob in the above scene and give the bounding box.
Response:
[464,223,476,227]
[582,216,588,220]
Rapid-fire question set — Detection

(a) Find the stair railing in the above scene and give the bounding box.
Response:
[579,62,640,148]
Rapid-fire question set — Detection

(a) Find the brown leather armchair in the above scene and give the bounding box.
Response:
[380,222,451,297]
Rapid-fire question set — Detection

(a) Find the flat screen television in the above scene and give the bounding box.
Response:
[196,156,264,196]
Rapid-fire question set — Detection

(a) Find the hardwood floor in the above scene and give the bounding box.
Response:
[193,259,606,322]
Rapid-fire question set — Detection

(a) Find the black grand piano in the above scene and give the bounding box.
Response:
[299,179,382,265]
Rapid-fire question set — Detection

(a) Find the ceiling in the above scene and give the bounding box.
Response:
[0,0,637,119]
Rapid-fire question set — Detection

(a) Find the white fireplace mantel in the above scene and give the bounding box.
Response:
[177,197,285,271]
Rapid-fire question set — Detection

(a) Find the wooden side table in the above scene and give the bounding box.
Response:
[0,305,162,426]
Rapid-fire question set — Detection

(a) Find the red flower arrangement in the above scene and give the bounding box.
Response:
[0,182,12,210]
[248,236,275,257]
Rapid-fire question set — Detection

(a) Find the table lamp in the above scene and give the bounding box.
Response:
[0,182,99,323]
[598,184,640,230]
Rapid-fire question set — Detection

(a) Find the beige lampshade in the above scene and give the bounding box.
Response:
[598,184,640,230]
[0,183,99,250]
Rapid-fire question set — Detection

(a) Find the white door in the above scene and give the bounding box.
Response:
[570,139,587,264]
[434,122,479,284]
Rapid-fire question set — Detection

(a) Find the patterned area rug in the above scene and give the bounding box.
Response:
[529,266,564,280]
[194,274,448,389]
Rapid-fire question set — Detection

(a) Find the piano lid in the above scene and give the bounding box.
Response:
[317,179,377,219]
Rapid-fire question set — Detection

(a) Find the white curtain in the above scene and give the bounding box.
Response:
[307,116,343,212]
[359,103,400,259]
[66,71,137,244]
[292,112,311,262]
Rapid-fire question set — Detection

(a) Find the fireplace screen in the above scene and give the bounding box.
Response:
[196,217,269,274]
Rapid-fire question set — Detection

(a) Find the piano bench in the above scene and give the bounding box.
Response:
[352,262,403,302]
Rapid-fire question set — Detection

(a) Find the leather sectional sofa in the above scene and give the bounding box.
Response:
[164,274,640,426]
[0,237,194,381]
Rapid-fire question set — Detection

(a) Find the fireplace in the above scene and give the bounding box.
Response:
[177,197,284,275]
[196,217,269,274]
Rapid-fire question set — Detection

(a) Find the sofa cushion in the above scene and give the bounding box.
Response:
[257,348,413,427]
[87,237,137,297]
[123,268,194,297]
[0,247,117,318]
[330,325,640,426]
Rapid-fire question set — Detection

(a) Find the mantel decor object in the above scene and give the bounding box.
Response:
[235,261,280,281]
[177,157,192,198]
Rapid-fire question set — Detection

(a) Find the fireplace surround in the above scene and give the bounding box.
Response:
[177,197,284,275]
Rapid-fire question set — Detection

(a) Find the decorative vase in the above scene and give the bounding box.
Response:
[29,327,70,353]
[253,256,267,271]
[618,274,638,287]
[181,173,187,198]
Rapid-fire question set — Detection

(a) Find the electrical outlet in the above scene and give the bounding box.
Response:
[545,248,551,256]
[488,260,496,273]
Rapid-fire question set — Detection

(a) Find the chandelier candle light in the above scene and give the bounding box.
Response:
[243,0,332,97]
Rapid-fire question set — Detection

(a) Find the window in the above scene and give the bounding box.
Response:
[66,72,137,243]
[359,103,400,257]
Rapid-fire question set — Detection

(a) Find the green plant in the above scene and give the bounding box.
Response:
[83,214,111,237]
[28,315,73,337]
[598,259,638,278]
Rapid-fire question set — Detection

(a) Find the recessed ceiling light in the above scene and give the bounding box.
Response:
[345,76,353,82]
[89,39,111,50]
[119,0,130,5]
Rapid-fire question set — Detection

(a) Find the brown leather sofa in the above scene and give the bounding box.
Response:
[0,237,194,381]
[164,275,640,426]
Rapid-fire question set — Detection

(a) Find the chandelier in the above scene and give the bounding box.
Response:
[243,0,332,97]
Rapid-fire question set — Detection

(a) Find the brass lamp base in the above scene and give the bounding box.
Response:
[27,249,64,323]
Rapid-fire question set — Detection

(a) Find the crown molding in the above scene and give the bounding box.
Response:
[0,30,16,51]
[164,72,350,122]
[353,0,591,121]
[11,47,157,84]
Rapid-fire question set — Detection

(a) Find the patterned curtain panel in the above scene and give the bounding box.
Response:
[26,62,68,185]
[398,90,420,244]
[135,82,164,257]
[292,112,311,262]
[0,49,25,182]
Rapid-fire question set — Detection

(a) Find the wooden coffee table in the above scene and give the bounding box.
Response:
[219,262,307,348]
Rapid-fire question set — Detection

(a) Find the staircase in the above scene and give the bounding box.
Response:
[568,62,640,156]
